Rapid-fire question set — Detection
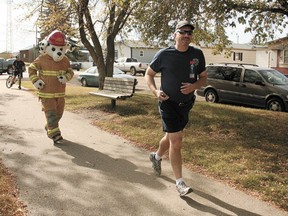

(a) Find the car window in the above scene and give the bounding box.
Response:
[243,69,263,84]
[207,66,226,80]
[207,66,219,79]
[86,67,97,75]
[113,67,124,75]
[207,66,241,82]
[259,69,288,85]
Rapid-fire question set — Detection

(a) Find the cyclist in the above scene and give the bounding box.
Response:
[11,56,26,89]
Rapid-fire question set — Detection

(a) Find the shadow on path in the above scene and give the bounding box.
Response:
[55,139,165,190]
[181,189,262,216]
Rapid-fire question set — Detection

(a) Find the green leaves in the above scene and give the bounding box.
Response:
[132,0,288,48]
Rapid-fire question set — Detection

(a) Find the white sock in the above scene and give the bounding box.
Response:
[155,153,161,161]
[176,178,183,185]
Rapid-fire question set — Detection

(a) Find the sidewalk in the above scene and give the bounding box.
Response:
[0,76,287,216]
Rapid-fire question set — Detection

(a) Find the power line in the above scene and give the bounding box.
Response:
[6,0,13,52]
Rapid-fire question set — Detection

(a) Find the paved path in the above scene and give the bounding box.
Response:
[0,74,287,216]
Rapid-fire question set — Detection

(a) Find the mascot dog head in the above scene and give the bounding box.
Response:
[38,30,75,62]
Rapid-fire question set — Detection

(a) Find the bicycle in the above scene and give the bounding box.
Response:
[6,71,22,89]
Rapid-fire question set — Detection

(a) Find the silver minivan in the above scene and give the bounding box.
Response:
[197,63,288,112]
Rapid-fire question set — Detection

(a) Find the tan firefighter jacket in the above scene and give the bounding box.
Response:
[28,54,74,98]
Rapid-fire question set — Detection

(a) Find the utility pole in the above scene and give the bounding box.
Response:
[6,0,13,53]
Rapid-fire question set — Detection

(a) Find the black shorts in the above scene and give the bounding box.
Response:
[158,96,196,133]
[13,71,23,78]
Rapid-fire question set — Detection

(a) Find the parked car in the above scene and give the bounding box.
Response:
[77,66,138,87]
[70,61,82,71]
[0,58,14,75]
[197,63,288,112]
[114,57,149,76]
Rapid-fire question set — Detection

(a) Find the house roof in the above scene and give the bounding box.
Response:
[228,43,256,50]
[117,39,261,51]
[115,40,161,49]
[19,45,35,51]
[197,42,259,50]
[267,36,288,50]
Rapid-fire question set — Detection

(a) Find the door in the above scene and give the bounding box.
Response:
[208,66,243,102]
[237,69,268,107]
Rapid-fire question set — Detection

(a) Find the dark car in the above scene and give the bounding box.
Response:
[0,58,15,75]
[197,63,288,112]
[77,66,137,87]
[70,61,81,71]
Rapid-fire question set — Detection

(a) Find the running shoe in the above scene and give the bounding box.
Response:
[52,134,63,144]
[149,152,162,176]
[176,181,193,196]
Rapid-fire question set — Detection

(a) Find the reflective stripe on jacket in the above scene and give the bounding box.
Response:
[28,54,74,98]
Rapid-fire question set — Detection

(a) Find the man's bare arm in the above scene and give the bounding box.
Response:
[145,66,169,100]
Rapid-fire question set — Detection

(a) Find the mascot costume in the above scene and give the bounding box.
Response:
[28,30,74,144]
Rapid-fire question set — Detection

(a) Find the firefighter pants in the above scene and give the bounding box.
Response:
[40,97,65,139]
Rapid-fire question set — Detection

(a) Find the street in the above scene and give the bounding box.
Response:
[70,70,160,93]
[0,69,204,101]
[0,70,159,92]
[71,70,204,100]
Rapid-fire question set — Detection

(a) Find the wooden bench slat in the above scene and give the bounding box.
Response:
[90,91,132,99]
[89,77,137,108]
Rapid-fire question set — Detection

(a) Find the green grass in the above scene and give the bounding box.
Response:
[7,81,288,212]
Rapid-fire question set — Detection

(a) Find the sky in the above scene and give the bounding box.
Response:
[0,0,287,54]
[0,0,38,53]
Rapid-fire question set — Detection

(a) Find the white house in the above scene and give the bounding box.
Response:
[115,40,262,67]
[114,40,160,63]
[201,43,258,66]
[84,36,288,75]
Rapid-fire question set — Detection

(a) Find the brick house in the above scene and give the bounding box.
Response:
[19,46,38,63]
[267,36,288,76]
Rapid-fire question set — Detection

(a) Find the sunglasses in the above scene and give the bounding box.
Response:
[177,30,193,35]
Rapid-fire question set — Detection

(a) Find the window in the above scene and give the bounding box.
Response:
[115,50,118,59]
[207,66,241,82]
[221,67,242,81]
[284,50,288,63]
[233,52,243,61]
[139,50,144,57]
[207,66,222,79]
[243,70,263,83]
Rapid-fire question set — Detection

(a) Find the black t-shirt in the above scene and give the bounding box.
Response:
[150,46,206,103]
[13,60,25,72]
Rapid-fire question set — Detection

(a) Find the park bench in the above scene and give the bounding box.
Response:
[89,77,137,108]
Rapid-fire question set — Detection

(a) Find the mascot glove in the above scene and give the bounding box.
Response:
[34,80,45,90]
[57,75,68,84]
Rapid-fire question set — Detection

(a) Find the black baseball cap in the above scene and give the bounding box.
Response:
[175,21,195,30]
